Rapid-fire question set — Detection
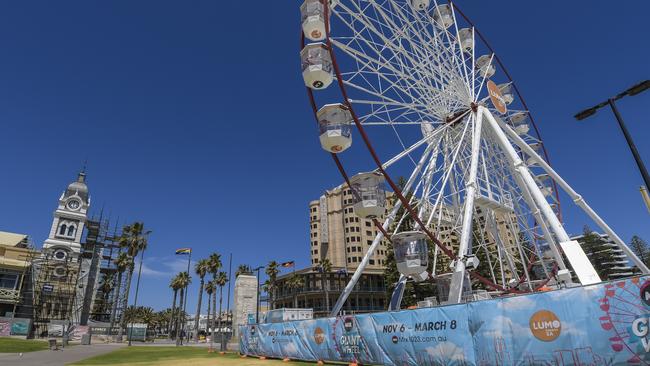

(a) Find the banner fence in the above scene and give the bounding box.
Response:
[240,276,650,365]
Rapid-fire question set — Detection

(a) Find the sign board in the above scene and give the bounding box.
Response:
[487,80,507,114]
[42,284,54,293]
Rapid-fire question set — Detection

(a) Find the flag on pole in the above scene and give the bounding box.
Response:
[175,248,192,255]
[281,261,295,268]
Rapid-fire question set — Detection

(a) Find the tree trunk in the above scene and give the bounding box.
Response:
[169,289,178,340]
[117,266,135,342]
[176,287,185,346]
[194,277,205,342]
[211,289,216,349]
[218,286,223,349]
[108,271,123,339]
[321,273,330,313]
[205,292,212,342]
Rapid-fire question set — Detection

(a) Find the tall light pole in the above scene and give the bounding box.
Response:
[574,80,650,208]
[253,266,264,324]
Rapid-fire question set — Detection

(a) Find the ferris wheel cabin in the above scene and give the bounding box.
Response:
[458,28,474,53]
[317,103,352,153]
[301,43,334,90]
[300,0,338,41]
[476,54,496,78]
[349,172,387,219]
[393,231,429,277]
[432,4,454,29]
[497,82,514,105]
[509,112,530,135]
[410,0,430,11]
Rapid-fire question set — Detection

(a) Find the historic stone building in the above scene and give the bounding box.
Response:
[33,172,102,331]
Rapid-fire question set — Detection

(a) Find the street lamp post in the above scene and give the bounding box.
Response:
[253,266,264,324]
[574,80,650,201]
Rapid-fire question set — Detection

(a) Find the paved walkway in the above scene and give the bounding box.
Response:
[0,343,125,366]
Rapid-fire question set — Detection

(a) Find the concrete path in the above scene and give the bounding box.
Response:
[0,343,125,366]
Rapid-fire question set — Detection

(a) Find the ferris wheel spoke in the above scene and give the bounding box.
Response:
[369,0,467,96]
[332,2,460,95]
[331,38,464,111]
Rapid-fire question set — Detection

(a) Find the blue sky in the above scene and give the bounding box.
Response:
[0,1,649,312]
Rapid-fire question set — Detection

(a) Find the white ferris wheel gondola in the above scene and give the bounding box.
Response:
[349,172,386,219]
[301,43,333,90]
[300,0,339,42]
[317,103,352,153]
[393,231,429,276]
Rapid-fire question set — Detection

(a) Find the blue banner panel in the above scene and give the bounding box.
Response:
[241,276,650,365]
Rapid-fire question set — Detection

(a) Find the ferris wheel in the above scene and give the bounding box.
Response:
[299,0,649,315]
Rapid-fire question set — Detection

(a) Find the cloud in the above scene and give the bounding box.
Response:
[496,296,536,311]
[482,315,530,338]
[137,256,196,277]
[425,342,466,363]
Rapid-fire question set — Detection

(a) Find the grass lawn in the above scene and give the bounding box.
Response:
[69,347,318,366]
[0,337,49,353]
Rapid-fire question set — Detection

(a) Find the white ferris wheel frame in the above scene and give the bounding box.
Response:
[300,0,649,316]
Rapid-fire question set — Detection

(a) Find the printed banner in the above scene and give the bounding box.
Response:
[10,318,30,336]
[0,321,10,337]
[241,276,650,365]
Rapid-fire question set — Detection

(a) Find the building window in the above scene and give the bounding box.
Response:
[59,224,67,235]
[352,247,357,252]
[366,231,372,236]
[367,240,372,245]
[369,260,375,265]
[347,257,351,263]
[0,273,18,289]
[352,257,357,263]
[365,221,371,227]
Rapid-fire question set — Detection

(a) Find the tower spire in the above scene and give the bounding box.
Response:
[78,160,87,183]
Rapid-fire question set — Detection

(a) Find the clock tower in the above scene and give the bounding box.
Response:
[33,172,93,327]
[43,172,91,260]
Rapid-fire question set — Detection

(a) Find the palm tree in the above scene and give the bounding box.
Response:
[93,272,114,317]
[193,259,210,341]
[175,271,191,346]
[320,259,332,313]
[287,274,305,308]
[265,261,279,309]
[215,271,228,347]
[168,274,181,340]
[204,280,216,341]
[235,264,252,277]
[117,222,150,342]
[109,252,132,339]
[207,253,222,347]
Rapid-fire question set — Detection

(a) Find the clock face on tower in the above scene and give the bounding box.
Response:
[67,199,81,210]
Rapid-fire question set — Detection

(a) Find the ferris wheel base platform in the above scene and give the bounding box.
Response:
[240,275,650,365]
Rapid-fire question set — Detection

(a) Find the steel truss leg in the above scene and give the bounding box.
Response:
[493,114,650,274]
[481,107,601,284]
[329,143,435,316]
[448,112,484,304]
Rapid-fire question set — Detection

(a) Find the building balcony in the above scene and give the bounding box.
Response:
[0,288,20,304]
